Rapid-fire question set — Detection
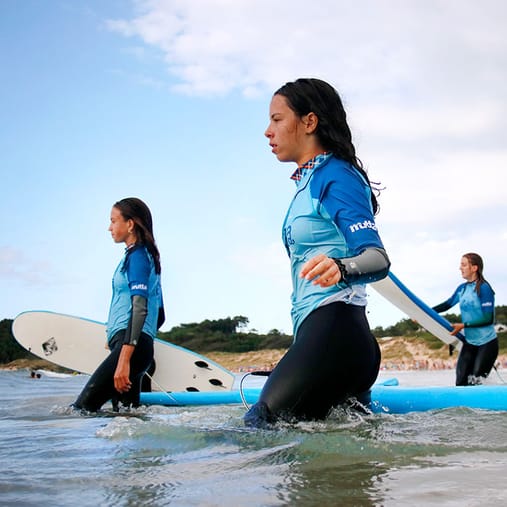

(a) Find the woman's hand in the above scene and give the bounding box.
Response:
[300,254,341,287]
[450,323,465,336]
[114,344,134,393]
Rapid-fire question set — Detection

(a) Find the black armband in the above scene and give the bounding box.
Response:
[124,295,148,346]
[333,247,390,285]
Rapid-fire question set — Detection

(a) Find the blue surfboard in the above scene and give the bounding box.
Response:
[140,382,507,413]
[371,272,465,348]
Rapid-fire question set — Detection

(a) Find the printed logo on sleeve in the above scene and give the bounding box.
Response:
[349,220,377,233]
[131,283,148,291]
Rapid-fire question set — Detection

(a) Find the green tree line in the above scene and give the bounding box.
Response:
[157,316,293,353]
[1,306,506,363]
[0,319,40,364]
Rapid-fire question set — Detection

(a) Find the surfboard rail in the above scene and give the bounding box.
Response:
[371,272,464,348]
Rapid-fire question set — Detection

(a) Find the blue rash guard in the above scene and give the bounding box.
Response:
[73,244,163,412]
[244,154,388,427]
[106,245,163,343]
[283,153,385,336]
[434,281,496,346]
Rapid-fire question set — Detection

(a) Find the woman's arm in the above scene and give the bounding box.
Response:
[300,247,390,288]
[114,295,148,393]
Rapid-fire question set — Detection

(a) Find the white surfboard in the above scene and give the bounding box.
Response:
[12,311,235,392]
[371,272,464,349]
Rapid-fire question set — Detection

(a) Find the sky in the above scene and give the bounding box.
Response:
[1,0,506,336]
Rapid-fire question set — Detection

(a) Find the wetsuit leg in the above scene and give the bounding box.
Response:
[74,334,123,411]
[120,334,154,408]
[73,331,154,412]
[244,302,380,427]
[455,342,477,386]
[472,338,499,380]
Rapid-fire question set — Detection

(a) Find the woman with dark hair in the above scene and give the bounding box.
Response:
[73,197,164,412]
[244,78,390,427]
[433,253,497,386]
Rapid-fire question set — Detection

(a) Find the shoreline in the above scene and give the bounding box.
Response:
[207,350,507,373]
[4,341,506,375]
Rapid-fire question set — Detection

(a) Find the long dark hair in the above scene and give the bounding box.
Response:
[114,197,161,274]
[463,252,491,295]
[275,78,379,214]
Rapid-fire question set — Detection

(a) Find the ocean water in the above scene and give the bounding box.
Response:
[1,369,506,507]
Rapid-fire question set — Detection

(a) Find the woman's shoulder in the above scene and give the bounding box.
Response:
[320,155,351,171]
[126,245,152,268]
[480,280,495,298]
[314,157,364,186]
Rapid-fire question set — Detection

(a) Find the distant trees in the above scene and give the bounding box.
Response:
[157,316,292,353]
[372,318,420,338]
[1,306,506,363]
[0,319,36,363]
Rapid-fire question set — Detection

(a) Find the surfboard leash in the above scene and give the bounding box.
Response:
[238,371,271,410]
[143,372,180,405]
[492,365,506,384]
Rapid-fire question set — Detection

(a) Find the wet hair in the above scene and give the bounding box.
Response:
[114,197,161,274]
[275,78,379,214]
[463,252,491,295]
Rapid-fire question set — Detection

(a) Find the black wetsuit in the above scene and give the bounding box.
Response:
[245,302,381,426]
[74,330,154,412]
[455,340,499,386]
[73,245,163,412]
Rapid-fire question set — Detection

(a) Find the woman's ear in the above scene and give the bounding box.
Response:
[303,112,318,134]
[127,218,135,234]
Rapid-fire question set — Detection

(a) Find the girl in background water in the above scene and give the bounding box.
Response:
[73,197,164,412]
[244,78,390,427]
[433,253,497,386]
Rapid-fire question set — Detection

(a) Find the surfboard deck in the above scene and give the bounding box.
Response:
[12,311,235,392]
[371,272,464,349]
[140,383,507,413]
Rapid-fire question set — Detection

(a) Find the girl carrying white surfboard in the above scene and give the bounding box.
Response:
[73,197,164,412]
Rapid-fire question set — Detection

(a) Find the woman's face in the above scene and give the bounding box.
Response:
[108,206,134,245]
[460,256,478,282]
[264,94,315,165]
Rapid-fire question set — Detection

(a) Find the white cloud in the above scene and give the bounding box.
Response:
[355,102,504,141]
[229,240,290,286]
[103,1,507,328]
[107,0,507,103]
[0,247,53,286]
[371,148,507,225]
[365,229,507,328]
[107,1,507,215]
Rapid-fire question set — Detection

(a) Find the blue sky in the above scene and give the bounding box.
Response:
[1,0,506,335]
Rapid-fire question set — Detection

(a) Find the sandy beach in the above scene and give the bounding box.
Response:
[3,336,506,374]
[208,336,507,373]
